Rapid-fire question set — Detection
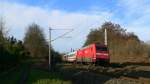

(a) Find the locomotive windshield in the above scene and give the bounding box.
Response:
[96,46,108,51]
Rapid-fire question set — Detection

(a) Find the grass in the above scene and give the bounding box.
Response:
[0,67,21,84]
[0,63,73,84]
[0,63,29,84]
[27,69,72,84]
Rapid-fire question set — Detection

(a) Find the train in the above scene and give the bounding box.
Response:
[64,43,110,64]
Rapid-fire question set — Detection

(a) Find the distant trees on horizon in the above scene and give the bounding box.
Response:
[0,18,61,71]
[84,22,150,63]
[0,17,150,71]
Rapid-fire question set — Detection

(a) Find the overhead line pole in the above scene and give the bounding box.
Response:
[49,27,51,72]
[48,27,73,72]
[104,28,107,46]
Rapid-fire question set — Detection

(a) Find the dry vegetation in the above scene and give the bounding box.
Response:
[84,22,150,63]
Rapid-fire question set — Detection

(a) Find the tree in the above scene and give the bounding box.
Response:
[24,23,48,58]
[0,17,7,65]
[0,17,6,46]
[0,17,30,71]
[6,36,28,61]
[0,18,23,71]
[84,22,143,62]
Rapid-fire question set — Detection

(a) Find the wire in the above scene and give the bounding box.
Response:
[51,29,74,42]
[67,19,103,50]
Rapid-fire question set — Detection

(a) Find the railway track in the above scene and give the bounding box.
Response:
[61,63,150,84]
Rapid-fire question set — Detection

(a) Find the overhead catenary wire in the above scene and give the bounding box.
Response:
[66,8,114,50]
[48,27,73,72]
[66,19,104,51]
[51,29,74,42]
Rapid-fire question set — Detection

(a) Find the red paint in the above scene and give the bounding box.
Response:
[65,43,109,63]
[76,43,109,63]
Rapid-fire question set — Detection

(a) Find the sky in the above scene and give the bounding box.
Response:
[0,0,150,52]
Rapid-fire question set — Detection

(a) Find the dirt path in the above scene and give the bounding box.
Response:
[18,64,30,84]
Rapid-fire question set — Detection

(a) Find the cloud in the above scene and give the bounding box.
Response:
[1,1,150,52]
[0,2,112,52]
[117,0,150,41]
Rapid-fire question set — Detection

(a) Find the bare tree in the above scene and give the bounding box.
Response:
[24,23,48,58]
[0,17,5,44]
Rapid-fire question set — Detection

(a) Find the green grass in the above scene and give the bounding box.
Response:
[0,68,21,84]
[0,63,29,84]
[27,69,72,84]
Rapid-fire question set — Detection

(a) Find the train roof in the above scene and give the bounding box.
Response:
[79,43,107,50]
[65,51,76,56]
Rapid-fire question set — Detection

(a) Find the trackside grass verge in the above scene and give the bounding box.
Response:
[27,69,72,84]
[0,67,21,84]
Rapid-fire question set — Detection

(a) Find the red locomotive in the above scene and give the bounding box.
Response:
[64,43,110,64]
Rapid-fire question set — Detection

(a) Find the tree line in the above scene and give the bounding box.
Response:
[84,22,150,63]
[1,18,150,71]
[0,18,61,71]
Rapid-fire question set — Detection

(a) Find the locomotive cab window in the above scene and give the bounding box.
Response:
[96,46,108,51]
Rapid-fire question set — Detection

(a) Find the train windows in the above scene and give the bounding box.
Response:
[96,46,108,51]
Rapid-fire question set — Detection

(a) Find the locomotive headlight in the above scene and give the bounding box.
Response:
[96,53,102,55]
[96,53,108,56]
[103,53,108,56]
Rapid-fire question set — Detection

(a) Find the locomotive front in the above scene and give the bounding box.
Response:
[95,45,110,64]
